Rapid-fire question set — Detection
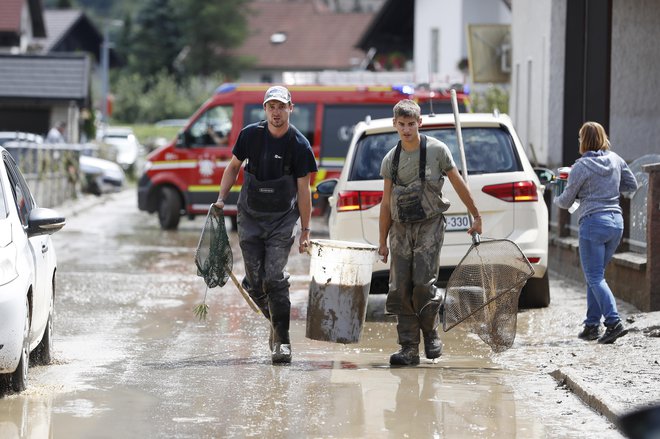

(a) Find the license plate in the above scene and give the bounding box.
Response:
[445,214,471,231]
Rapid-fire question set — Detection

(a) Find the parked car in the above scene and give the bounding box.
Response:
[0,132,44,146]
[99,127,141,176]
[316,111,550,307]
[0,147,65,393]
[79,155,126,196]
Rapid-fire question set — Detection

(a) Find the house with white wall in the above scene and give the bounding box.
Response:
[510,0,660,168]
[413,0,510,85]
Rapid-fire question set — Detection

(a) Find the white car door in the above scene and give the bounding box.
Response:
[3,157,50,345]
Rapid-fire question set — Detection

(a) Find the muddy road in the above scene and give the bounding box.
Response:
[0,190,626,438]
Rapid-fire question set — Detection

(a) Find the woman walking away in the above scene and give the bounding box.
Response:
[554,121,638,344]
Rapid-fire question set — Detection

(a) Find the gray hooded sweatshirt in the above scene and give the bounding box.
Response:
[553,150,638,224]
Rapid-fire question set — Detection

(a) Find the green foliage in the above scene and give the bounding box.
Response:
[111,71,222,124]
[125,0,183,77]
[470,85,510,114]
[193,303,209,321]
[177,0,251,77]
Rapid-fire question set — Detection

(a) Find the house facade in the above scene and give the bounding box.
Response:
[0,3,106,141]
[413,0,510,85]
[0,0,45,53]
[510,0,660,168]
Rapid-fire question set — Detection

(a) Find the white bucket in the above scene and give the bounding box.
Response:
[306,239,378,344]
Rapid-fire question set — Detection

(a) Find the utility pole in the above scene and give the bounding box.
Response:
[101,25,110,126]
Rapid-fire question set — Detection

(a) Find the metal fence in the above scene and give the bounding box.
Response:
[549,154,660,254]
[4,142,82,208]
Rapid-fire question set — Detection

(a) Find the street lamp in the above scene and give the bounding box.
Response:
[100,19,123,127]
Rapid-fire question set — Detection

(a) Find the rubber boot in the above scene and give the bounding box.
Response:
[243,281,276,353]
[390,315,420,366]
[243,279,271,320]
[269,291,291,364]
[420,302,443,359]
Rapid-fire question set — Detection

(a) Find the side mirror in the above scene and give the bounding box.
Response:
[315,179,338,197]
[28,208,66,237]
[534,167,555,185]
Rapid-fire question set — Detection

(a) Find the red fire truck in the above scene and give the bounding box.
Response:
[137,83,468,229]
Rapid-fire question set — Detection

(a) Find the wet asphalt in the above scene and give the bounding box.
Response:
[0,189,633,438]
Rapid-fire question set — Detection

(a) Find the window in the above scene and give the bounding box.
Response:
[187,105,233,147]
[349,127,521,181]
[244,104,315,144]
[321,104,394,162]
[431,28,440,74]
[3,153,33,225]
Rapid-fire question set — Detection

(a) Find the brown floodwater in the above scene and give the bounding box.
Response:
[0,190,626,438]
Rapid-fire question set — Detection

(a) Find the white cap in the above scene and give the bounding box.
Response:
[263,86,291,105]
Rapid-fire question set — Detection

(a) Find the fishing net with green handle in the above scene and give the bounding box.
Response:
[193,205,233,319]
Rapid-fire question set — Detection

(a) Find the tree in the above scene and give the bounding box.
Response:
[128,0,183,78]
[177,0,251,77]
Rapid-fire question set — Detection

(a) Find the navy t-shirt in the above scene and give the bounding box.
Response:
[233,122,318,181]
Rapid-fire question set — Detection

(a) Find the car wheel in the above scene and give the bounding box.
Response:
[158,187,181,230]
[10,297,30,393]
[519,271,550,308]
[32,287,54,365]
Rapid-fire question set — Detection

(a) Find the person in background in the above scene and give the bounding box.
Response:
[213,86,318,364]
[378,99,482,366]
[46,121,66,143]
[554,121,638,344]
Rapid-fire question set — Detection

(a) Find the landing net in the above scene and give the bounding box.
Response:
[442,238,535,352]
[195,205,232,289]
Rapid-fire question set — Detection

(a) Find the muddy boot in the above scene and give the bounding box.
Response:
[420,301,442,359]
[244,280,270,321]
[248,292,274,351]
[390,315,420,366]
[422,330,443,359]
[271,343,292,364]
[269,291,291,364]
[390,345,420,366]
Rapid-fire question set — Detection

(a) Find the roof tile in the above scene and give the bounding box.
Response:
[0,55,90,100]
[0,0,24,33]
[233,1,374,70]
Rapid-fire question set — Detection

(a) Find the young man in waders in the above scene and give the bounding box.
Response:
[214,86,318,364]
[378,99,482,366]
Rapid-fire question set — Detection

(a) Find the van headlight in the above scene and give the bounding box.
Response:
[0,242,18,286]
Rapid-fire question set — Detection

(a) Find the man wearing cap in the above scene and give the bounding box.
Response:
[214,86,318,364]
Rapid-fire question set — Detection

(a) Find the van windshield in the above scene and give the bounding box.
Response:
[245,104,315,144]
[348,127,521,181]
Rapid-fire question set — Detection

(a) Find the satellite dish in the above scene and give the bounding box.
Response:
[467,24,511,83]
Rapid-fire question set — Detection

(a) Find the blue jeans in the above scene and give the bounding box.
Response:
[578,211,624,327]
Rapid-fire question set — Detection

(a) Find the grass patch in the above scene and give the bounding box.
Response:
[130,124,182,145]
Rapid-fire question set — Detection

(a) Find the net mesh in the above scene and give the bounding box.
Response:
[194,206,232,289]
[442,239,535,352]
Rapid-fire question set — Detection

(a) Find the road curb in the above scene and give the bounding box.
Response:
[550,368,621,427]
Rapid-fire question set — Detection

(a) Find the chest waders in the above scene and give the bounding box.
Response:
[237,122,299,362]
[387,135,448,365]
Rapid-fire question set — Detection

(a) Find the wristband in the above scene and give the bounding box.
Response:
[302,227,311,231]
